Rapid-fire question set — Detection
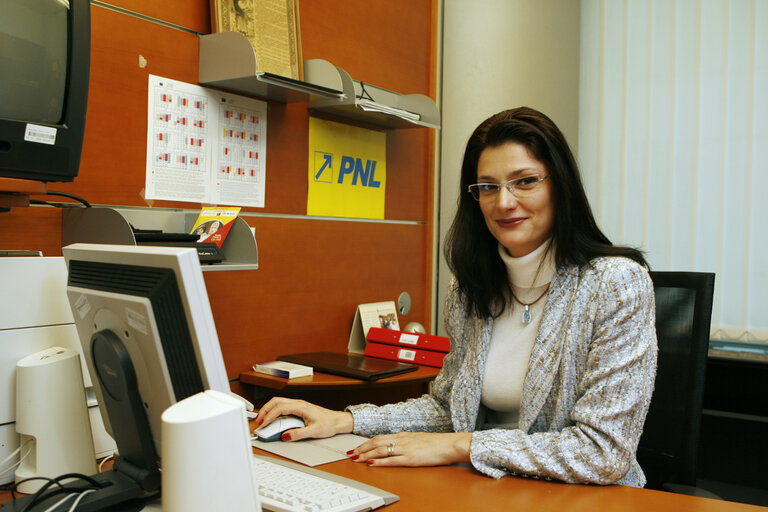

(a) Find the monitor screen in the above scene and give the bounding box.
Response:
[0,0,68,125]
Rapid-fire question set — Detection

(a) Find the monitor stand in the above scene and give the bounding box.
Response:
[0,330,161,512]
[0,178,47,211]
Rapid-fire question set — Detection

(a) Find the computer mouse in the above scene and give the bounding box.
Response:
[253,415,306,442]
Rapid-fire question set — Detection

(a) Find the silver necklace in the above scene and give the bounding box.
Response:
[510,285,550,324]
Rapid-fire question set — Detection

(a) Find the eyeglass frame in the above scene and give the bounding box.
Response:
[467,174,550,201]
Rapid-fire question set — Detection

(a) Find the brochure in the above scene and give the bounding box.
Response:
[190,206,241,248]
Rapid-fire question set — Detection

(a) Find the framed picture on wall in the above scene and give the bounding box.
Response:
[210,0,303,80]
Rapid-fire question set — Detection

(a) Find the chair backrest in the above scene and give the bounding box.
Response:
[637,271,715,490]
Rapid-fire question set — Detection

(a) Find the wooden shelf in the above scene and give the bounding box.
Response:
[0,178,47,209]
[61,206,258,271]
[240,361,439,409]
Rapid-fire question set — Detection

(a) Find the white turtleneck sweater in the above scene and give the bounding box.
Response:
[480,241,556,429]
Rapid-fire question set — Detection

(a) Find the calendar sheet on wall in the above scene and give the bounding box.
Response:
[144,74,267,207]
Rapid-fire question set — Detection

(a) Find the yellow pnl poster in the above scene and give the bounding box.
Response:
[307,117,386,219]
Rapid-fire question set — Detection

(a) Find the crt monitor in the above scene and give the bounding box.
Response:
[0,0,90,183]
[50,244,231,510]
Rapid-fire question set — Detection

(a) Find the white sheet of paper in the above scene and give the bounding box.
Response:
[251,434,368,467]
[145,74,268,207]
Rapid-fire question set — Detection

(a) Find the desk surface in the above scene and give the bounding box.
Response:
[297,453,766,512]
[1,450,765,511]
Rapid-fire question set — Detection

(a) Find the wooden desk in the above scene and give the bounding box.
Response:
[5,364,762,511]
[2,448,765,511]
[279,452,767,512]
[239,366,440,410]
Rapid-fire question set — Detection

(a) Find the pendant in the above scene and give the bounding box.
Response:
[522,305,531,324]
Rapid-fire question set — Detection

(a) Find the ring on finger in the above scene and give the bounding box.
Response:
[386,442,395,457]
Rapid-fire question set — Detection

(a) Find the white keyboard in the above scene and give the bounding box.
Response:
[252,455,399,512]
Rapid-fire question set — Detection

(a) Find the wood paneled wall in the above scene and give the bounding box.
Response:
[0,1,438,380]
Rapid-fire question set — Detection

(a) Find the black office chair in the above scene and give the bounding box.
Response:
[637,271,721,498]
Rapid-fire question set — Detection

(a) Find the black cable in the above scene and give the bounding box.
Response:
[0,190,89,212]
[16,473,101,512]
[29,199,82,208]
[40,191,91,207]
[52,473,103,488]
[6,476,62,505]
[18,479,62,512]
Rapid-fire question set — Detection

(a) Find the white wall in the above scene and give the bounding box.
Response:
[437,0,581,334]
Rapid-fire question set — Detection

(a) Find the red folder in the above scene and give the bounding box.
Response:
[364,341,447,368]
[366,327,451,353]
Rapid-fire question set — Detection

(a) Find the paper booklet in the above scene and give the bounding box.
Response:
[347,301,399,353]
[190,206,241,248]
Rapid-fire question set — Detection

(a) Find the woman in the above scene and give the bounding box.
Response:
[256,107,657,487]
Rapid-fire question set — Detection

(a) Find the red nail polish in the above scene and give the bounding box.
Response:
[366,460,374,466]
[257,420,263,427]
[346,450,354,455]
[281,432,291,441]
[351,455,359,461]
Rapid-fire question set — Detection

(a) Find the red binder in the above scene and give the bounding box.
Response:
[364,341,447,368]
[365,327,451,353]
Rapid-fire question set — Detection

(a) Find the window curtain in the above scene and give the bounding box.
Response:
[578,0,768,342]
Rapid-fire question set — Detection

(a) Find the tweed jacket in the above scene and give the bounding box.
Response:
[348,256,658,487]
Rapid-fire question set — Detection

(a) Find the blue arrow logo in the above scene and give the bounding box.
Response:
[315,152,333,182]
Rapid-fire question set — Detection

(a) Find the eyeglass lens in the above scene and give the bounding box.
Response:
[469,175,548,200]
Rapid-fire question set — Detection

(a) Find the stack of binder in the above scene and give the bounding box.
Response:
[363,327,450,367]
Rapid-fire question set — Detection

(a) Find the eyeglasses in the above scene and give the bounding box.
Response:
[468,174,550,201]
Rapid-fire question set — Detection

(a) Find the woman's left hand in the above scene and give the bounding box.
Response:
[348,432,472,467]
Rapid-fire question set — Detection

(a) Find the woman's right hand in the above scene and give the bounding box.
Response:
[255,397,354,441]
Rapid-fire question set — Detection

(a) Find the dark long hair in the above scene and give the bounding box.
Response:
[444,107,647,319]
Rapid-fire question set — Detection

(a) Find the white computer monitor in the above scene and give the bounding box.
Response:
[57,243,233,509]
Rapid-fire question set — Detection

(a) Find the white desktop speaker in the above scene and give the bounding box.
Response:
[161,390,261,512]
[15,346,97,493]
